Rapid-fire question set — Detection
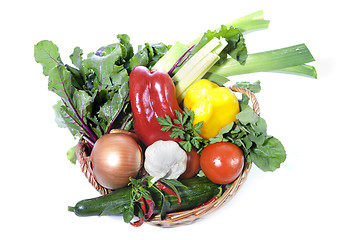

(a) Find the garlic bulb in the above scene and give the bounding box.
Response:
[144,140,187,183]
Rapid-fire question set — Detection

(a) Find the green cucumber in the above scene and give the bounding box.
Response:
[68,177,220,217]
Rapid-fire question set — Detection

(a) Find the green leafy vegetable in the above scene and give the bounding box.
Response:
[192,25,247,66]
[157,107,204,152]
[34,35,171,163]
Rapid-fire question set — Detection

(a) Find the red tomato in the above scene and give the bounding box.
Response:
[200,142,244,184]
[179,147,200,179]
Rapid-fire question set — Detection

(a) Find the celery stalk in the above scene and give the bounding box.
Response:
[209,44,315,77]
[174,38,228,102]
[152,41,188,72]
[176,53,220,102]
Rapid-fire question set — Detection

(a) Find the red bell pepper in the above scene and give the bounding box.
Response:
[129,66,183,146]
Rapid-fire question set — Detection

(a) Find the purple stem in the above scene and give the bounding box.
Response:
[81,135,95,148]
[61,98,98,143]
[105,92,130,134]
[168,45,196,76]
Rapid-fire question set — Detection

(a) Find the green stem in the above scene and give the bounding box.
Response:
[273,64,317,78]
[209,43,315,77]
[218,10,270,34]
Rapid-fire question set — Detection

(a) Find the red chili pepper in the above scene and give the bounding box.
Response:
[130,218,145,227]
[145,197,154,219]
[129,66,183,146]
[156,182,182,204]
[193,196,218,210]
[130,196,146,227]
[129,196,155,227]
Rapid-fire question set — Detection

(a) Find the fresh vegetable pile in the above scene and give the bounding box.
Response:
[34,10,316,226]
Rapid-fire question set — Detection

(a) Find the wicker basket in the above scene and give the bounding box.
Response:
[76,86,260,227]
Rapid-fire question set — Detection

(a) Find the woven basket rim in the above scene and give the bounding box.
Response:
[75,86,260,227]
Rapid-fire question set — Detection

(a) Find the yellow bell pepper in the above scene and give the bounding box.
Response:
[184,79,240,139]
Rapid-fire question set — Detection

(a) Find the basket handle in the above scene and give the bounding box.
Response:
[76,140,112,195]
[228,86,261,116]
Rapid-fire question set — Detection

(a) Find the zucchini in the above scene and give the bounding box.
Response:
[68,177,220,217]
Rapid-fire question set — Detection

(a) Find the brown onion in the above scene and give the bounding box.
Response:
[90,132,143,190]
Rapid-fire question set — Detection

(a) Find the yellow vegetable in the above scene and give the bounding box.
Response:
[184,79,240,139]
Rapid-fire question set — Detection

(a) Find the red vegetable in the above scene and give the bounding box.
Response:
[129,66,183,146]
[200,142,244,184]
[130,196,155,227]
[156,182,182,204]
[193,196,218,209]
[179,147,200,179]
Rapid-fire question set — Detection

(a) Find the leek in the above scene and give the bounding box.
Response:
[209,44,315,77]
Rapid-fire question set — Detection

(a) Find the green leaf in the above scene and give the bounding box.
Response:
[111,68,128,87]
[204,72,231,85]
[122,204,134,223]
[248,137,286,171]
[175,110,184,125]
[160,125,173,132]
[66,145,77,164]
[179,141,192,152]
[217,122,233,136]
[65,64,84,89]
[83,44,123,90]
[248,133,266,146]
[99,84,129,133]
[34,40,62,76]
[70,47,83,69]
[169,128,185,139]
[161,179,187,188]
[192,25,247,65]
[117,34,134,61]
[194,121,204,131]
[48,65,74,101]
[73,90,92,124]
[159,180,182,200]
[234,80,261,93]
[53,101,82,137]
[173,119,181,125]
[157,115,173,127]
[129,42,169,70]
[236,107,259,125]
[253,116,267,133]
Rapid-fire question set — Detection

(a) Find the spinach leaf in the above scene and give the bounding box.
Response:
[248,137,286,171]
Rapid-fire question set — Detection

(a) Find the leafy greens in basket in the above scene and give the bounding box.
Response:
[34,10,316,168]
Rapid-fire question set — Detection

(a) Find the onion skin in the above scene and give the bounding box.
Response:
[90,133,143,190]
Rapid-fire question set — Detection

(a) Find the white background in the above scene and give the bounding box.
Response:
[1,0,359,239]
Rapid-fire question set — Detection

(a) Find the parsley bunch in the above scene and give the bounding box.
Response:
[157,107,204,152]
